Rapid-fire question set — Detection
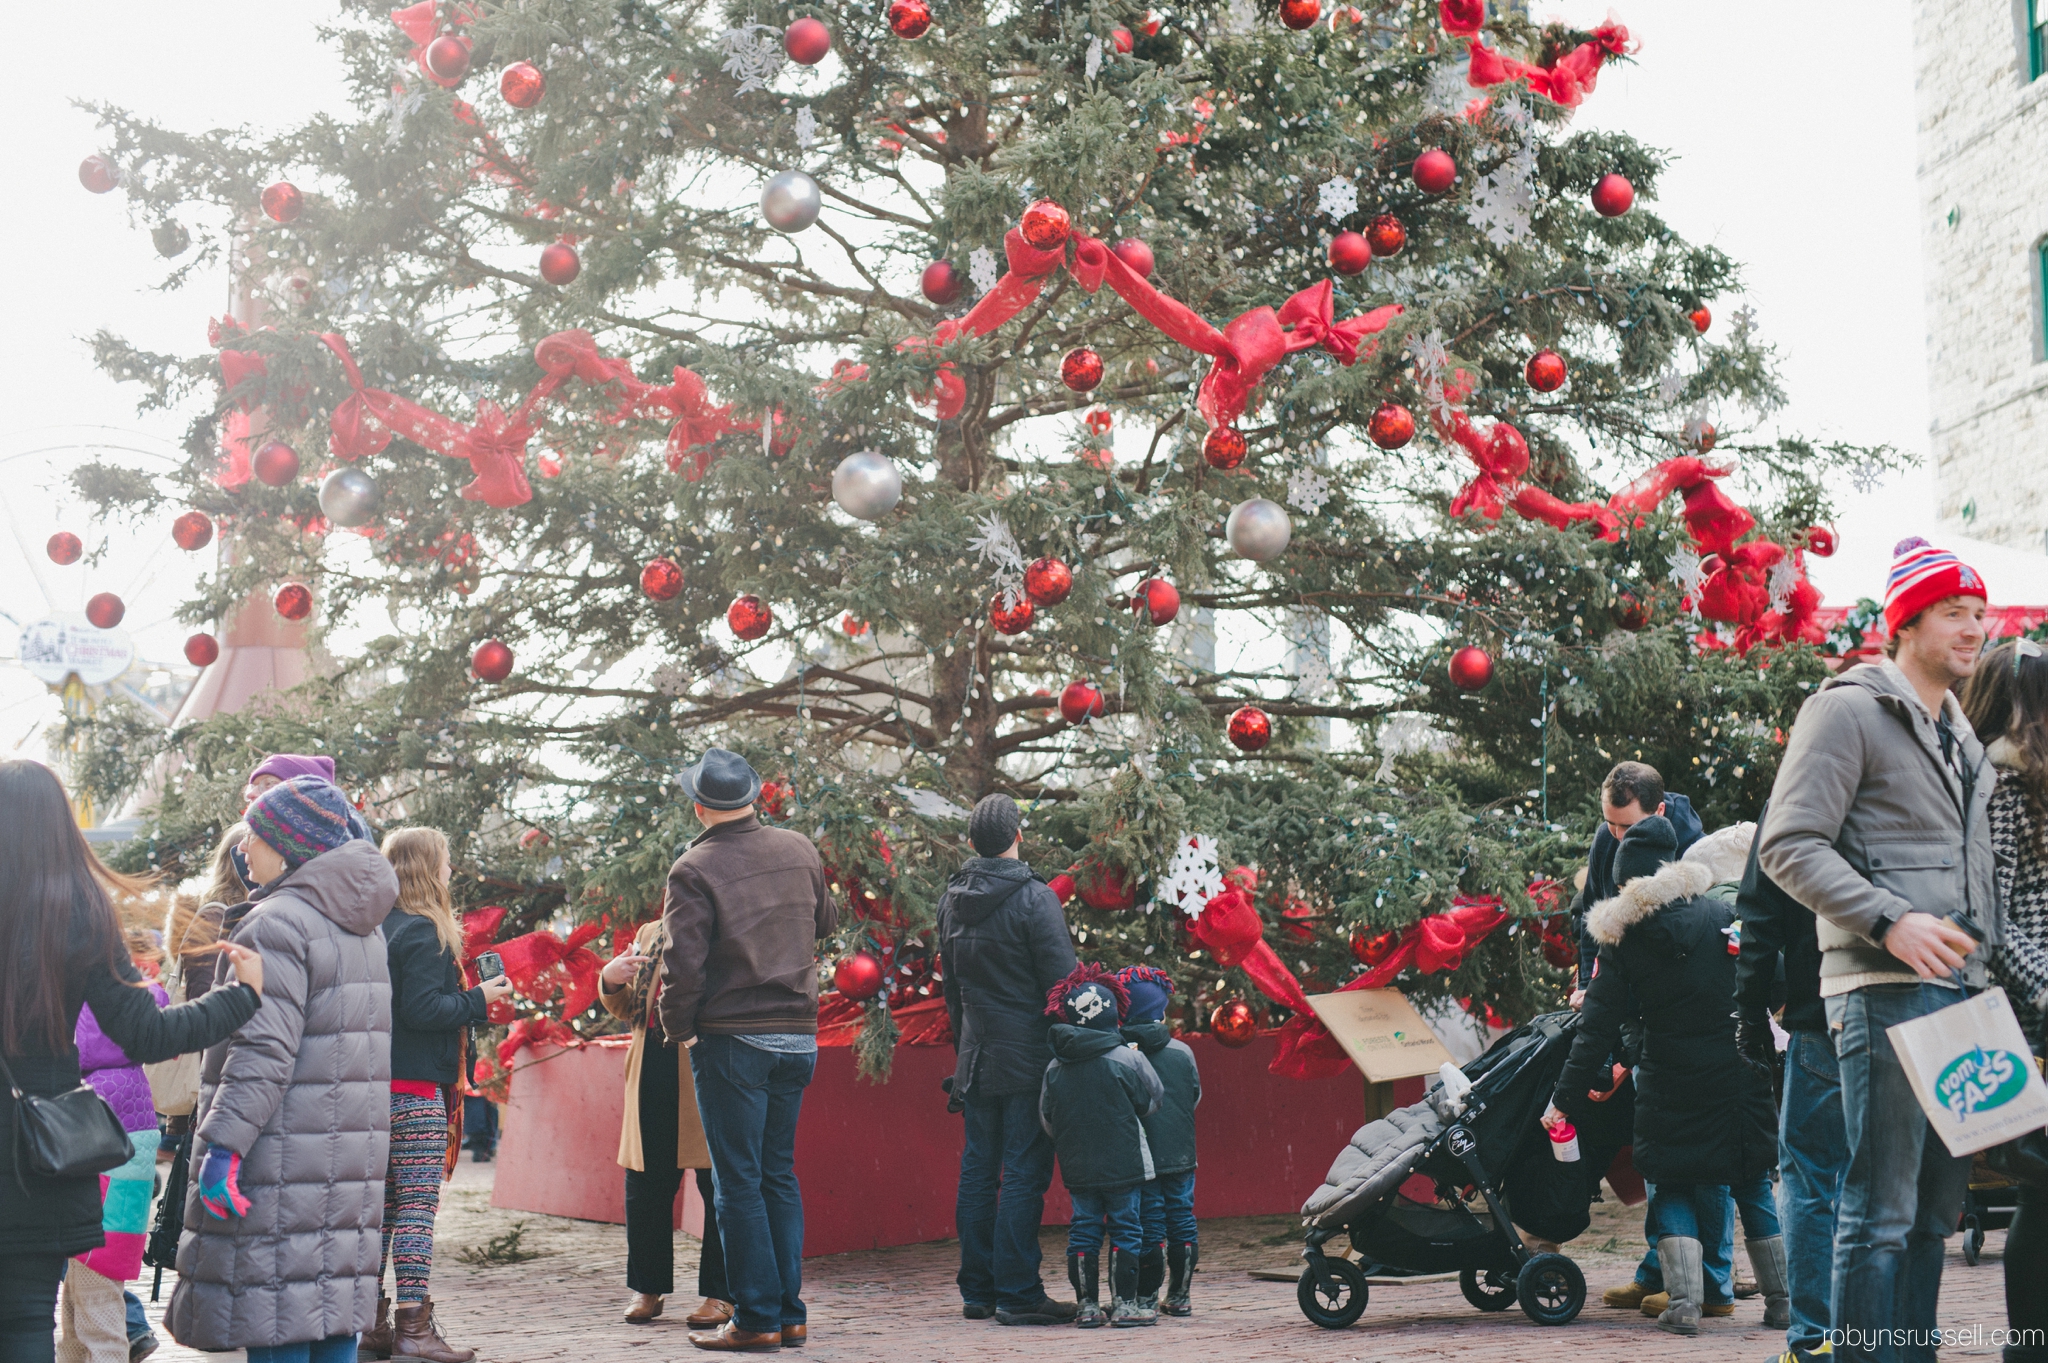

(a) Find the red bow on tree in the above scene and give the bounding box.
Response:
[494,917,609,1024]
[1351,895,1510,989]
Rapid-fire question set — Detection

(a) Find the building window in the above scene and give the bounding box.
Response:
[2032,0,2048,80]
[2039,240,2048,359]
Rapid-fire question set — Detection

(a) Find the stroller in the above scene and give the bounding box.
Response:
[1295,1010,1634,1330]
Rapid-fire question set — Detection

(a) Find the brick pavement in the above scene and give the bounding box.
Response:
[129,1160,2016,1362]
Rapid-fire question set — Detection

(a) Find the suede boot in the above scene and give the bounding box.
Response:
[1746,1235,1790,1331]
[1163,1242,1195,1317]
[1654,1237,1703,1337]
[391,1299,476,1363]
[358,1296,393,1360]
[1070,1251,1106,1328]
[1107,1247,1155,1327]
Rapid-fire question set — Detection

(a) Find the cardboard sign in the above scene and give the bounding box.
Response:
[1305,988,1454,1082]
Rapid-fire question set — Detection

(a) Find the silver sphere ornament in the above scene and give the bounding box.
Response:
[761,170,823,233]
[318,467,384,528]
[831,450,903,520]
[1225,498,1292,562]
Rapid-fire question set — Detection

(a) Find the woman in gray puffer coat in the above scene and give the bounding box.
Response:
[168,777,398,1363]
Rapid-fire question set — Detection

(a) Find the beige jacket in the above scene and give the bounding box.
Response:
[601,920,710,1171]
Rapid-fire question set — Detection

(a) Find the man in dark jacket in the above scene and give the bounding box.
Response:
[658,749,838,1354]
[936,795,1079,1326]
[1118,967,1200,1318]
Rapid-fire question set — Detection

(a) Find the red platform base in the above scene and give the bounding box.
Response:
[493,1036,1413,1257]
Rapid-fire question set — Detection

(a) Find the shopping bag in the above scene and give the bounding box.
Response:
[1886,986,2048,1157]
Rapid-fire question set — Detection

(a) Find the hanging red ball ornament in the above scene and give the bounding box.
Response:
[500,61,546,108]
[539,243,581,285]
[85,593,125,630]
[840,612,869,637]
[1590,173,1635,217]
[1525,349,1567,393]
[1060,347,1104,392]
[784,16,833,64]
[1019,199,1071,250]
[1351,929,1401,968]
[1686,419,1717,452]
[1614,593,1652,631]
[1413,148,1457,194]
[920,259,964,305]
[261,181,302,223]
[1059,680,1106,724]
[1111,237,1155,278]
[1688,307,1711,334]
[472,639,515,683]
[1804,525,1838,558]
[887,0,933,38]
[252,439,301,487]
[1203,427,1248,470]
[1366,214,1407,257]
[1133,578,1180,626]
[172,511,214,551]
[728,594,774,640]
[79,155,120,194]
[1077,860,1137,910]
[989,593,1035,635]
[1210,998,1258,1047]
[640,558,685,601]
[183,633,220,667]
[1327,230,1371,276]
[46,532,82,565]
[833,951,886,1000]
[1227,705,1272,752]
[1111,26,1134,52]
[1448,645,1494,691]
[424,34,472,82]
[274,583,313,621]
[1024,557,1074,606]
[1279,0,1321,28]
[1368,402,1416,449]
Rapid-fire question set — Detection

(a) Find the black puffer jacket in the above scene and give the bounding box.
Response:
[1039,1024,1162,1192]
[384,907,488,1085]
[1122,1022,1200,1176]
[1733,805,1827,1034]
[1554,858,1777,1186]
[937,859,1077,1100]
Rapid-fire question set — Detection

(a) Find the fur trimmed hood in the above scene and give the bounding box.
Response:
[1989,735,2028,772]
[1587,858,1716,946]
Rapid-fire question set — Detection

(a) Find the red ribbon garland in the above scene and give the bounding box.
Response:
[1463,22,1633,111]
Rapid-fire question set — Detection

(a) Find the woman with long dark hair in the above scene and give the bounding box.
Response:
[0,760,263,1363]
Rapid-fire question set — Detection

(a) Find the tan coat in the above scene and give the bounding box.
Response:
[603,920,711,1171]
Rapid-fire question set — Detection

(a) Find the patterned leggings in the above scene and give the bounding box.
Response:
[380,1089,447,1304]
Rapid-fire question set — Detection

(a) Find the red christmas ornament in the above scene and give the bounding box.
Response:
[759,779,792,818]
[1525,349,1567,393]
[46,532,82,565]
[1279,0,1321,28]
[887,0,932,37]
[273,583,313,621]
[1686,420,1718,453]
[1351,929,1401,967]
[183,633,220,667]
[1143,9,1163,34]
[640,557,685,601]
[840,612,869,636]
[833,951,886,1000]
[728,594,774,640]
[1077,860,1136,911]
[1133,578,1180,626]
[500,61,546,108]
[538,452,563,478]
[920,259,964,305]
[1024,556,1074,606]
[1448,645,1494,691]
[518,827,551,850]
[539,243,581,285]
[1060,347,1104,392]
[989,593,1035,635]
[1111,26,1134,52]
[252,439,301,487]
[261,181,302,224]
[79,155,119,194]
[1804,525,1838,558]
[172,511,214,551]
[1111,237,1155,278]
[1227,705,1271,752]
[1688,307,1711,334]
[1059,680,1105,724]
[1366,214,1407,257]
[85,593,125,630]
[472,639,515,682]
[1413,148,1457,194]
[1368,402,1416,449]
[1203,427,1248,470]
[1019,199,1071,250]
[1591,173,1635,217]
[784,16,833,64]
[425,34,472,82]
[1614,593,1652,631]
[1327,230,1370,276]
[1084,408,1114,435]
[1210,998,1258,1047]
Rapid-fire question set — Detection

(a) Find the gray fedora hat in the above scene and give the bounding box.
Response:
[678,747,762,811]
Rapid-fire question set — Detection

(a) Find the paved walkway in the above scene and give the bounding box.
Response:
[128,1160,2016,1361]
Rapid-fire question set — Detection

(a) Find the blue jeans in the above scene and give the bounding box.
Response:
[691,1035,815,1335]
[1139,1172,1197,1247]
[955,1091,1057,1310]
[1641,1181,1738,1300]
[1779,1029,1847,1351]
[1067,1186,1143,1255]
[1826,983,1972,1363]
[122,1289,152,1346]
[246,1337,357,1363]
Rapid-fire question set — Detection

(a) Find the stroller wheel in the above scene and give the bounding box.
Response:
[1963,1223,1982,1266]
[1515,1252,1585,1327]
[1296,1256,1369,1329]
[1459,1266,1517,1312]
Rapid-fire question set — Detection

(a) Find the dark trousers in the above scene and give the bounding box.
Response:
[625,1036,728,1300]
[691,1035,814,1335]
[462,1095,499,1155]
[0,1253,66,1363]
[1139,1171,1198,1247]
[2010,1183,2048,1336]
[955,1090,1057,1310]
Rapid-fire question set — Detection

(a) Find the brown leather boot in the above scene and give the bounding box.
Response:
[686,1323,780,1352]
[391,1299,476,1363]
[358,1295,393,1360]
[624,1295,664,1324]
[684,1298,733,1328]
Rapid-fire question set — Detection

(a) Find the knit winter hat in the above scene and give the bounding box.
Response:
[1118,965,1175,1025]
[1611,814,1678,887]
[1884,537,1986,636]
[1044,961,1130,1028]
[968,793,1021,858]
[248,753,338,786]
[245,776,370,872]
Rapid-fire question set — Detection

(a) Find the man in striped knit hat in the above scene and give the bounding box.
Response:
[1757,538,2005,1363]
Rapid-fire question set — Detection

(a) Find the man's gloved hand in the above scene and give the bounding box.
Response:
[1735,1008,1775,1074]
[196,1144,251,1219]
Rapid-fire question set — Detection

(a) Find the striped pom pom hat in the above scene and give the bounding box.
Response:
[1884,537,1986,635]
[245,775,369,872]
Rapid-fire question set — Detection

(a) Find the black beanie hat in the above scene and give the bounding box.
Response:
[969,793,1021,858]
[1612,814,1679,886]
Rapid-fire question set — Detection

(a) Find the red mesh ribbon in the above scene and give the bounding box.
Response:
[495,918,608,1023]
[815,994,952,1046]
[1466,23,1631,109]
[618,366,762,479]
[1185,875,1352,1080]
[1350,896,1509,990]
[496,1016,581,1069]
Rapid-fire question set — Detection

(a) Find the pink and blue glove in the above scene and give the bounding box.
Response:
[196,1144,250,1219]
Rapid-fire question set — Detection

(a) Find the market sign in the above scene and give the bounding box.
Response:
[17,614,136,687]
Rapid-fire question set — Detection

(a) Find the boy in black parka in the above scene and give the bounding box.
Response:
[1118,966,1201,1317]
[1039,964,1162,1329]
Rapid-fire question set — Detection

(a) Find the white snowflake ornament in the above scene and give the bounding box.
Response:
[1667,546,1706,616]
[1466,143,1535,249]
[1767,557,1800,615]
[967,512,1027,608]
[1657,367,1686,404]
[1160,833,1225,916]
[717,21,787,94]
[384,87,427,149]
[650,663,691,696]
[1085,35,1104,79]
[967,246,1000,295]
[1849,459,1885,495]
[794,105,818,150]
[1317,176,1358,222]
[1286,466,1332,515]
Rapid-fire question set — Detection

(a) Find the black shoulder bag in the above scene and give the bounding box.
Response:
[0,1051,135,1190]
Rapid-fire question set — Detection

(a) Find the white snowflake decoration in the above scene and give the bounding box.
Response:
[1667,546,1706,617]
[1492,93,1532,131]
[967,246,1000,295]
[650,663,691,697]
[1293,648,1333,701]
[1317,175,1358,222]
[1085,35,1104,79]
[967,512,1027,608]
[1286,466,1332,515]
[717,21,787,94]
[1412,329,1450,387]
[1732,305,1758,343]
[1160,833,1225,917]
[1375,713,1450,782]
[384,87,426,149]
[1767,557,1800,616]
[794,105,818,150]
[1682,411,1716,449]
[1657,366,1686,404]
[1423,59,1474,116]
[1466,142,1535,249]
[1849,459,1885,495]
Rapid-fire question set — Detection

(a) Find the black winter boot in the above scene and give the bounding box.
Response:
[1108,1247,1155,1327]
[1071,1252,1106,1328]
[1164,1242,1195,1316]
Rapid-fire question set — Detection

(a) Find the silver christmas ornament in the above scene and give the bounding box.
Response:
[760,170,823,233]
[1225,497,1292,562]
[318,467,383,528]
[831,450,903,520]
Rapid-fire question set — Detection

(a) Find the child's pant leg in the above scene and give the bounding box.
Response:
[1101,1186,1145,1255]
[1139,1179,1164,1244]
[1068,1189,1108,1254]
[1159,1171,1197,1246]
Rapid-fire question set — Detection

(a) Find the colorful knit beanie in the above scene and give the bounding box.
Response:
[1117,965,1176,1025]
[1884,537,1987,636]
[245,776,368,872]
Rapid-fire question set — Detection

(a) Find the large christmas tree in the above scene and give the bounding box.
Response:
[71,0,1888,1073]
